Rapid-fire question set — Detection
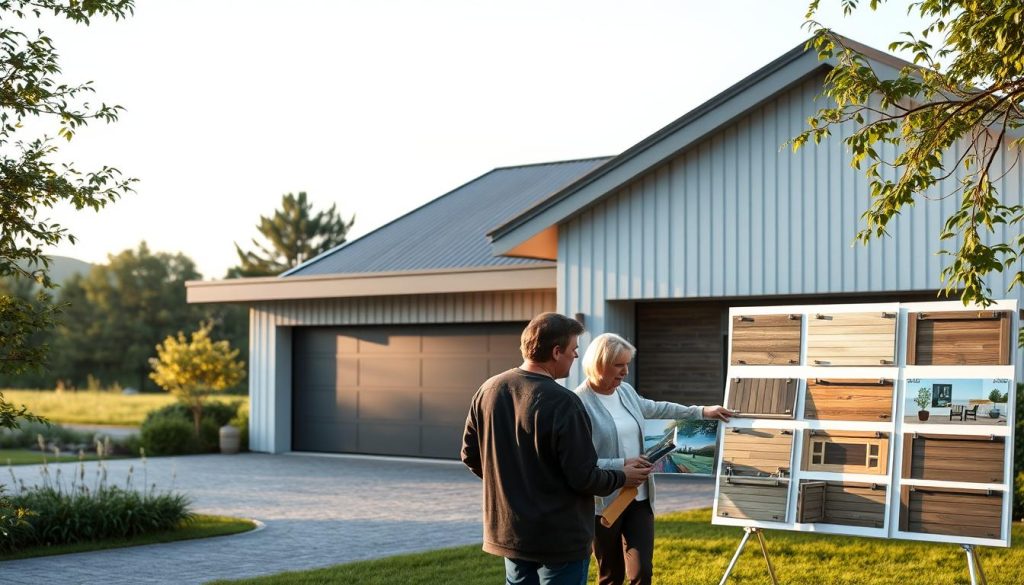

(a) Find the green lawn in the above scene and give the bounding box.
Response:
[0,514,256,561]
[207,508,1024,585]
[1,389,248,426]
[668,453,716,474]
[0,448,125,465]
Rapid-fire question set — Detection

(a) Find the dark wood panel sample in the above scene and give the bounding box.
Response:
[906,310,1012,365]
[731,314,802,365]
[717,477,790,522]
[899,486,1003,539]
[798,481,887,528]
[807,311,897,366]
[727,378,798,419]
[721,427,794,477]
[804,378,894,421]
[901,433,1005,484]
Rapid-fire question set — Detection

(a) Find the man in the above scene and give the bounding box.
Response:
[462,312,651,585]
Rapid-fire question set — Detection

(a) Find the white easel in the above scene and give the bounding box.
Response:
[718,527,779,585]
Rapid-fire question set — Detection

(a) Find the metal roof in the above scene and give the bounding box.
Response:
[284,157,611,277]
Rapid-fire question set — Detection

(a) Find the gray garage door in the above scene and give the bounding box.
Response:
[292,323,525,458]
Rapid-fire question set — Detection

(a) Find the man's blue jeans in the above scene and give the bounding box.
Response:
[504,557,589,585]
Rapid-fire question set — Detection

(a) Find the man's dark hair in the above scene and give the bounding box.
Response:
[520,312,584,362]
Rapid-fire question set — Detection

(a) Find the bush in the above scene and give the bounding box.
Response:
[140,416,199,456]
[142,400,241,429]
[1,461,192,552]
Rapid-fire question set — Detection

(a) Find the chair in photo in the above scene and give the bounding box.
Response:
[949,404,965,421]
[964,404,979,421]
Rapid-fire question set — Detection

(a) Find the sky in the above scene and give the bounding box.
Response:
[37,0,925,279]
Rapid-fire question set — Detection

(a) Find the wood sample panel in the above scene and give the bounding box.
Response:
[901,434,1005,484]
[803,431,888,475]
[727,378,798,419]
[906,310,1012,365]
[804,378,894,421]
[721,427,794,477]
[798,481,887,528]
[900,486,1003,539]
[807,311,898,366]
[730,314,802,365]
[717,477,790,522]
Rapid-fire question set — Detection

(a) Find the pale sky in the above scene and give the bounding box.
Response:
[39,0,923,279]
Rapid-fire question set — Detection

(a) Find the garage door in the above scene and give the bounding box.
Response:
[292,323,526,458]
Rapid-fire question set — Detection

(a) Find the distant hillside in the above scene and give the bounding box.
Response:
[42,256,93,285]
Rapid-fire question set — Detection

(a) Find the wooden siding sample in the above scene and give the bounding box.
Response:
[906,310,1012,365]
[901,434,1006,484]
[730,314,802,365]
[636,302,725,406]
[899,486,1003,539]
[721,427,794,477]
[803,430,889,475]
[806,311,897,366]
[804,378,894,421]
[799,481,887,528]
[717,477,790,522]
[727,378,798,419]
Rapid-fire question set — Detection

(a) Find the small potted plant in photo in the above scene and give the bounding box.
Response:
[988,389,1005,419]
[915,387,931,421]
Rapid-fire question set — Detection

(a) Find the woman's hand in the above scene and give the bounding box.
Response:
[702,405,734,421]
[622,457,652,487]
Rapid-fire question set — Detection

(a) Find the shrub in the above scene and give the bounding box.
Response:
[142,400,241,429]
[1,460,192,552]
[140,416,199,456]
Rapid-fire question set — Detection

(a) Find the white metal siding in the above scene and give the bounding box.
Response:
[248,289,555,452]
[559,74,1024,388]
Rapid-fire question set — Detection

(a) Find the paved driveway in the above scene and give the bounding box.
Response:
[1,453,715,584]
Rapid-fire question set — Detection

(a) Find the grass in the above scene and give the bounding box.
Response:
[0,514,256,561]
[0,448,123,466]
[1,389,248,426]
[207,508,1024,585]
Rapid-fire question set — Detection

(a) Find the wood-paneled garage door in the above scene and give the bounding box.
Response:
[292,323,526,459]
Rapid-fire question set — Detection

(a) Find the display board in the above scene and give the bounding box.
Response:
[712,300,1017,548]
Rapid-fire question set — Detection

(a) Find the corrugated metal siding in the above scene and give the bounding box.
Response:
[559,73,1024,388]
[248,289,555,453]
[287,158,610,276]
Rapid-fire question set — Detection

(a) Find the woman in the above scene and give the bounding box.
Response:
[575,333,732,585]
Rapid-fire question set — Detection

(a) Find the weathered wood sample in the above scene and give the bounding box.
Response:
[901,433,1005,484]
[804,378,894,421]
[727,378,798,419]
[899,486,1003,539]
[802,430,888,475]
[730,314,802,365]
[721,427,794,477]
[807,311,898,366]
[906,311,1012,365]
[797,481,887,528]
[717,477,790,522]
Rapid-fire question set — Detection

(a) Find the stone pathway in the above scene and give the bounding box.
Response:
[0,453,715,584]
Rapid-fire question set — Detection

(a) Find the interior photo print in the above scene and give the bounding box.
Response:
[643,419,719,475]
[903,378,1011,425]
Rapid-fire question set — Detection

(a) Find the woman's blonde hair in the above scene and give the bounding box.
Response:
[582,333,637,384]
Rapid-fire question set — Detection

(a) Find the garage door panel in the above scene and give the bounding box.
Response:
[422,334,489,353]
[358,423,419,455]
[488,358,517,378]
[292,386,338,419]
[358,357,420,387]
[423,392,475,425]
[421,425,463,459]
[294,355,337,387]
[293,421,357,452]
[488,332,522,351]
[358,389,421,421]
[421,358,490,387]
[357,334,421,354]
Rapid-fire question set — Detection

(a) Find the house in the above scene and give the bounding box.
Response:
[187,36,1024,457]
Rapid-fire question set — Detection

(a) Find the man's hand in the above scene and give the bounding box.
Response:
[703,405,734,421]
[623,457,652,487]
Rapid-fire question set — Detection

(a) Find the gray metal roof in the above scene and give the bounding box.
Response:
[284,157,611,277]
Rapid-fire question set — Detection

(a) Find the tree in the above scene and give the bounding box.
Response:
[149,322,246,436]
[795,0,1024,306]
[229,191,355,277]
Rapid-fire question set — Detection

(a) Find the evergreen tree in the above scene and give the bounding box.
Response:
[230,192,355,277]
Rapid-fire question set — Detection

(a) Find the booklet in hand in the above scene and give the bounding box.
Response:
[643,425,677,465]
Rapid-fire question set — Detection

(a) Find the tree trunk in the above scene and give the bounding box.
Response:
[192,404,203,438]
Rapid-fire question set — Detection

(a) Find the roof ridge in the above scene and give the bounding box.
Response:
[491,156,613,172]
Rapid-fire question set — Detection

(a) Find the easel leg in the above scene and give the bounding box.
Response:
[961,545,988,585]
[719,528,780,585]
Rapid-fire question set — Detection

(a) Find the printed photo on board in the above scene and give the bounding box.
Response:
[643,418,718,475]
[903,378,1011,425]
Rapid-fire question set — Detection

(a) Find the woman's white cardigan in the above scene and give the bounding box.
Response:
[574,381,703,514]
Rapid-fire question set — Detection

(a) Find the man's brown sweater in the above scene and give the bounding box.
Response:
[461,368,626,563]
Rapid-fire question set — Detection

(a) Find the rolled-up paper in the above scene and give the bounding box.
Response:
[599,486,638,527]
